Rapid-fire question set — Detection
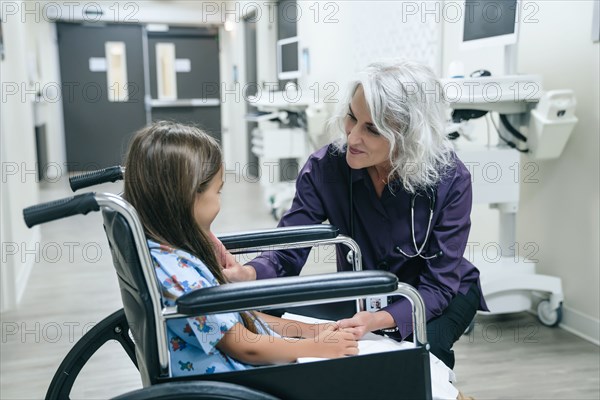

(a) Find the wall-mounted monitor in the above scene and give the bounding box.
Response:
[277,36,300,80]
[461,0,519,49]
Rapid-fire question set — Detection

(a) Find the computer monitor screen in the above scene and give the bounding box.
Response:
[462,0,518,48]
[277,37,300,79]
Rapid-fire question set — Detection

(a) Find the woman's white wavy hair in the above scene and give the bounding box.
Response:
[330,60,455,194]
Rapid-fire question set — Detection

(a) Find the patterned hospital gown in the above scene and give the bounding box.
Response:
[148,239,265,377]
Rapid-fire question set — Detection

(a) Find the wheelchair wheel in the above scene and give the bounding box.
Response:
[111,381,279,400]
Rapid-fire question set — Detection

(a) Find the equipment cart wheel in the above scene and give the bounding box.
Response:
[537,300,562,327]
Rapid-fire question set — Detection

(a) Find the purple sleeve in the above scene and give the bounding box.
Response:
[383,168,473,339]
[247,160,328,279]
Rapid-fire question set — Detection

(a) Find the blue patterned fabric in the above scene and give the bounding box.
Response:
[148,239,265,377]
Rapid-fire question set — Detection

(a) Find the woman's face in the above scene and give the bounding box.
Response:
[193,166,223,232]
[344,85,392,171]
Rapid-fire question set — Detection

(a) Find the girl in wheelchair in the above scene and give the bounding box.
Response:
[123,121,358,376]
[123,121,466,399]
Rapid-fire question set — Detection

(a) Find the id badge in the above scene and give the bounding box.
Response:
[366,296,388,312]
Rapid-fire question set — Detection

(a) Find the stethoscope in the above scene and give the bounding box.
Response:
[348,170,442,264]
[395,190,440,260]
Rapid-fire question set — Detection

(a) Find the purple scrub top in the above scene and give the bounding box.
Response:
[248,144,488,339]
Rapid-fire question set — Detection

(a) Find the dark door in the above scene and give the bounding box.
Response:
[147,27,221,142]
[57,22,146,170]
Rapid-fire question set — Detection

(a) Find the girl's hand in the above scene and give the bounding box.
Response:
[312,325,358,358]
[337,311,396,340]
[303,322,339,338]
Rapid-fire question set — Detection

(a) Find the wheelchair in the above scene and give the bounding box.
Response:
[22,167,433,400]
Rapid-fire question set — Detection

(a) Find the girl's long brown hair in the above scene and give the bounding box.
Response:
[124,121,259,334]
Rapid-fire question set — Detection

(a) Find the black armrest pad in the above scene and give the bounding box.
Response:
[216,225,339,251]
[176,271,397,315]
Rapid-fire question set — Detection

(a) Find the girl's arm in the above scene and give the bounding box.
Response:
[216,323,357,365]
[254,311,336,339]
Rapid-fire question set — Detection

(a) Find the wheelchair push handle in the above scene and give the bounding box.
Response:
[69,166,124,191]
[23,193,100,228]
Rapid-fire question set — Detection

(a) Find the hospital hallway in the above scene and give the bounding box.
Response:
[1,178,599,400]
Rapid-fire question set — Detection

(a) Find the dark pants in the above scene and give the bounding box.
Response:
[397,283,481,369]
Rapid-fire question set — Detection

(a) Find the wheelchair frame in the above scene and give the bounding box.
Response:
[23,170,433,400]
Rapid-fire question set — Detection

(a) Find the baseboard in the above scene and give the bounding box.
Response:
[559,305,600,346]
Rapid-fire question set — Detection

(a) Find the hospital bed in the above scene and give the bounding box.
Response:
[22,168,434,400]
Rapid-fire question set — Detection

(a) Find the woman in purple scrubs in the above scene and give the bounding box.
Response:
[226,60,487,369]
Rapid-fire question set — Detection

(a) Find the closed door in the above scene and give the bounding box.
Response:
[57,22,146,170]
[147,27,221,142]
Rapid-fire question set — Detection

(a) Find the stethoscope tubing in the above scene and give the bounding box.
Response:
[396,190,439,260]
[397,202,437,259]
[349,168,440,261]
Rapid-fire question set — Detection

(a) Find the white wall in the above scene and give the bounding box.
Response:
[255,9,278,87]
[219,20,248,167]
[219,25,239,166]
[219,1,279,167]
[26,19,67,178]
[517,1,599,343]
[442,0,599,343]
[297,1,441,105]
[0,13,42,312]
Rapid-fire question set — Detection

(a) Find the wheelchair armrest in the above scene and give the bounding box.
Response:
[176,270,397,315]
[217,225,339,251]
